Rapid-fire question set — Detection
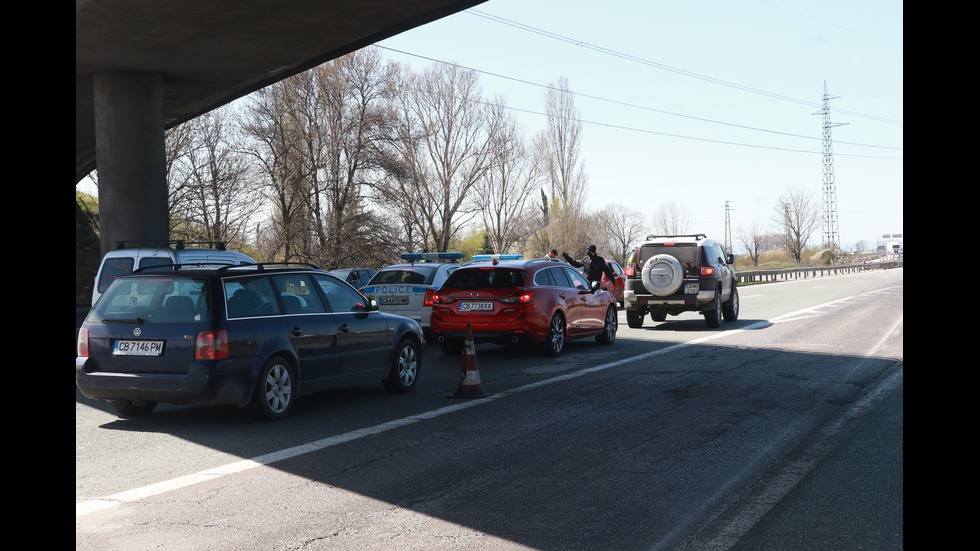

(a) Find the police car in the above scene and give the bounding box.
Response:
[360,253,465,331]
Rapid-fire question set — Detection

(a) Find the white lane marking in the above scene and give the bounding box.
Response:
[77,287,901,518]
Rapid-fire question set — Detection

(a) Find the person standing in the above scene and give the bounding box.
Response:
[563,244,616,285]
[547,249,559,259]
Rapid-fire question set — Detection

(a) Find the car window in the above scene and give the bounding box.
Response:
[312,274,368,312]
[547,266,572,288]
[444,268,524,289]
[96,257,135,293]
[640,244,698,264]
[272,274,326,314]
[91,276,210,324]
[563,267,590,290]
[224,276,281,318]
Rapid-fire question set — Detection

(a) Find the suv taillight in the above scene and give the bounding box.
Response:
[195,329,229,360]
[77,326,89,357]
[701,266,715,276]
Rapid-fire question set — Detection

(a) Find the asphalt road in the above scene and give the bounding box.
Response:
[76,268,903,550]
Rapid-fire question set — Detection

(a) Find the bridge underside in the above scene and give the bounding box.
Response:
[76,0,486,254]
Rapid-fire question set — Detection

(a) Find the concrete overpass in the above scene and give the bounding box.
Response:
[76,0,487,255]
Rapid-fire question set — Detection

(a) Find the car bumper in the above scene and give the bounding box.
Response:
[623,288,715,309]
[429,321,546,344]
[75,356,256,407]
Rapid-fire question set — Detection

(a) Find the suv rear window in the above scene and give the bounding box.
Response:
[639,243,699,264]
[89,276,210,324]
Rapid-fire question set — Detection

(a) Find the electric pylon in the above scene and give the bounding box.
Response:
[723,200,734,254]
[813,81,847,250]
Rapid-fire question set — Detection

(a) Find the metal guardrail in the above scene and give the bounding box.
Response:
[735,260,901,285]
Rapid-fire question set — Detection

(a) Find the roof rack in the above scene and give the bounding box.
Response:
[114,240,228,250]
[215,262,318,274]
[644,233,707,241]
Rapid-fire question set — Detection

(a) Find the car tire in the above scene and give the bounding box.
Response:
[383,338,420,393]
[704,292,722,329]
[596,305,617,345]
[543,312,566,356]
[722,285,739,322]
[641,254,684,297]
[248,355,296,421]
[109,399,157,417]
[626,309,644,328]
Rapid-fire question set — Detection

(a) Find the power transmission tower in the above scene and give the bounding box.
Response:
[813,81,847,250]
[723,200,734,253]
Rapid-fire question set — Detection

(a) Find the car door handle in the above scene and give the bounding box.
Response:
[290,326,302,337]
[340,323,350,333]
[559,293,566,299]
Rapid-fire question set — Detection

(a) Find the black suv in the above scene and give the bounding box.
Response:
[622,234,739,328]
[76,263,425,421]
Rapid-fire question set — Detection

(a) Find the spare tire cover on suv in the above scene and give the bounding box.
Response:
[641,254,684,296]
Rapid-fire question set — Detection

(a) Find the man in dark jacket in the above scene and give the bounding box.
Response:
[563,244,617,285]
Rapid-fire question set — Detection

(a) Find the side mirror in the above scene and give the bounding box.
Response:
[727,253,735,265]
[590,280,601,292]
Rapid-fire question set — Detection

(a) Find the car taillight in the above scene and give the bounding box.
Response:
[77,326,89,357]
[424,288,435,307]
[433,293,455,304]
[499,292,536,304]
[195,329,229,360]
[701,266,715,276]
[624,265,635,276]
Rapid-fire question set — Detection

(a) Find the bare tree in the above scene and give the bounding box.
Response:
[736,217,779,266]
[170,106,260,249]
[241,77,312,262]
[475,110,544,253]
[650,201,693,235]
[538,77,587,219]
[387,62,502,252]
[595,204,648,263]
[772,186,821,263]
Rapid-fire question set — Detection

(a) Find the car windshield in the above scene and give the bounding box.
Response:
[369,266,440,285]
[443,268,525,289]
[89,276,210,324]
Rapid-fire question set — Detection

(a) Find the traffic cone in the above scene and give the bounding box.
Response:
[448,323,491,398]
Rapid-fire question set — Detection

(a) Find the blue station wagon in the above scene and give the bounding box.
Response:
[76,263,425,421]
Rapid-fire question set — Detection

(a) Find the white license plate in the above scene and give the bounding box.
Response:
[684,283,699,294]
[380,296,410,305]
[460,301,493,312]
[113,340,164,356]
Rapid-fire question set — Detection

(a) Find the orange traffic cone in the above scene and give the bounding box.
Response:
[448,324,490,398]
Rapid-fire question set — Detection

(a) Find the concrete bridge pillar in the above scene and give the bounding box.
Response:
[93,73,169,257]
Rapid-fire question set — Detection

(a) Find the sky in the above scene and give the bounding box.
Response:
[375,0,903,252]
[76,0,903,253]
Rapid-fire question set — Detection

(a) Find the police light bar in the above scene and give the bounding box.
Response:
[400,252,465,262]
[471,254,523,262]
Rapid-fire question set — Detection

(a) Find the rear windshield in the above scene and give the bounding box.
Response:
[89,276,210,325]
[638,243,699,264]
[443,268,525,289]
[369,266,440,286]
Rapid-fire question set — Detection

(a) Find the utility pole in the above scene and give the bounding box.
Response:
[813,81,847,250]
[723,200,734,254]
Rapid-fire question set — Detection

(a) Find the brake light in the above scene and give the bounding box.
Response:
[624,265,635,276]
[701,266,714,276]
[424,288,435,307]
[195,329,229,360]
[432,293,455,304]
[499,292,536,304]
[77,327,89,357]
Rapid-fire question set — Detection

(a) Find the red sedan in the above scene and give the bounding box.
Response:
[600,260,625,306]
[430,255,618,356]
